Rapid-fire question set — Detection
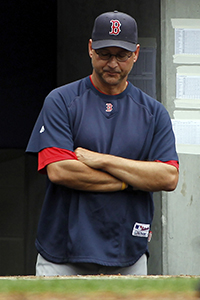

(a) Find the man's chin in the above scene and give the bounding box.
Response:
[102,74,121,85]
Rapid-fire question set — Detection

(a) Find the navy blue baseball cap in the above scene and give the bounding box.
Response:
[91,11,138,52]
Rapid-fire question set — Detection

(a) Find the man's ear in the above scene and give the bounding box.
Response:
[88,39,93,58]
[133,44,140,63]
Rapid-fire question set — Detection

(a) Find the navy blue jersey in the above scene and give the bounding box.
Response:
[26,76,178,266]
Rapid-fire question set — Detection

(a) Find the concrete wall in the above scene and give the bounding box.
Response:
[161,0,200,275]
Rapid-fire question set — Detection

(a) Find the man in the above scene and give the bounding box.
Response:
[26,11,179,276]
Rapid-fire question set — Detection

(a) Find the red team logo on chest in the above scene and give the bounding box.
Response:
[109,19,121,35]
[106,103,113,112]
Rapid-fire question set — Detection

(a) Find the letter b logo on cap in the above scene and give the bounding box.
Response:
[109,19,121,35]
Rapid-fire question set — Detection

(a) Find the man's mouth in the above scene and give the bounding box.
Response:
[104,70,120,75]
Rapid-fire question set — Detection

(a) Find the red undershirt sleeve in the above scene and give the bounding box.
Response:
[155,160,179,171]
[38,147,78,174]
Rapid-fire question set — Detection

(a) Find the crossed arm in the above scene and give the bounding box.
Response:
[47,147,179,193]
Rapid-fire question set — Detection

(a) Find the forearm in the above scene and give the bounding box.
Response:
[100,155,178,192]
[75,148,179,192]
[46,159,123,192]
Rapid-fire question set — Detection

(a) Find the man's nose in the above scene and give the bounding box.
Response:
[107,55,119,67]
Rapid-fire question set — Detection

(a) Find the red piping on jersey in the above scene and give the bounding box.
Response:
[89,75,129,95]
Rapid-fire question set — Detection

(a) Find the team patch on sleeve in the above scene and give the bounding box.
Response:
[132,222,150,238]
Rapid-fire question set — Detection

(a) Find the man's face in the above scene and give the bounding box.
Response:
[89,40,140,88]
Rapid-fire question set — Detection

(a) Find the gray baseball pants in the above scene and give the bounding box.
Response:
[36,253,147,276]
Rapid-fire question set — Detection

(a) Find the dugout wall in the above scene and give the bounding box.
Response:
[0,1,57,275]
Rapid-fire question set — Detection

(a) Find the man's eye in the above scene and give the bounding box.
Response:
[100,52,110,56]
[117,53,127,58]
